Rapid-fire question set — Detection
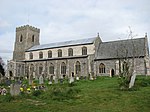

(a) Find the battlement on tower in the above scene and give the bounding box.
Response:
[16,25,40,33]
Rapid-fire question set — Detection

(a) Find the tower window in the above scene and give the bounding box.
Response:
[32,35,34,42]
[20,35,23,42]
[68,48,73,56]
[58,49,62,57]
[82,46,87,55]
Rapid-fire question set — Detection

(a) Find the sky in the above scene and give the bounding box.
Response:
[0,0,150,64]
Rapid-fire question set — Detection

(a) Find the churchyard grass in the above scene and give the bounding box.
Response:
[0,76,150,112]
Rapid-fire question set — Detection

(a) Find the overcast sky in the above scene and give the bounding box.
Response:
[0,0,150,63]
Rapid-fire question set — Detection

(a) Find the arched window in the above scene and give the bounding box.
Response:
[39,64,43,74]
[68,48,73,56]
[75,61,81,74]
[48,50,52,58]
[32,35,34,42]
[61,62,66,74]
[58,49,62,57]
[39,51,43,59]
[30,64,34,75]
[29,52,33,59]
[99,63,105,73]
[49,63,54,74]
[82,46,87,55]
[20,35,23,42]
[122,61,128,71]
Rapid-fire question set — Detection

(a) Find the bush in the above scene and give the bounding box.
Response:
[0,94,14,103]
[136,77,150,87]
[32,90,43,97]
[50,86,80,101]
[118,77,130,90]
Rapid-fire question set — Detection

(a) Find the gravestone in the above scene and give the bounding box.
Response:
[69,77,74,84]
[89,73,94,80]
[5,78,11,86]
[10,84,20,96]
[76,76,79,81]
[48,75,53,85]
[129,72,136,88]
[39,75,44,84]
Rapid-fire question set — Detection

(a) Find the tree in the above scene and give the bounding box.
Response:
[0,56,5,76]
[118,27,138,89]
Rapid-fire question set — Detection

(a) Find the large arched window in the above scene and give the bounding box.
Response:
[99,63,105,73]
[48,50,52,58]
[61,62,66,74]
[82,46,87,55]
[68,48,73,56]
[32,35,34,42]
[39,51,43,59]
[75,61,81,74]
[122,61,128,71]
[20,35,23,42]
[30,64,34,75]
[39,64,43,74]
[29,52,33,59]
[58,49,62,57]
[49,63,54,74]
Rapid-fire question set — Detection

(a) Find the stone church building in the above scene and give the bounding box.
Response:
[7,25,150,79]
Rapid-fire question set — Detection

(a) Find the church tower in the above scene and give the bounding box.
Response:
[13,25,40,61]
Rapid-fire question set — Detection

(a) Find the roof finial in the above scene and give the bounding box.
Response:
[145,32,147,37]
[97,32,99,37]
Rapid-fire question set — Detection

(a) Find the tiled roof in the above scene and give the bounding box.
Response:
[96,38,146,59]
[27,37,97,51]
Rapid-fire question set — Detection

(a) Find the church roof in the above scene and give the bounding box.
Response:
[27,37,97,52]
[96,37,146,60]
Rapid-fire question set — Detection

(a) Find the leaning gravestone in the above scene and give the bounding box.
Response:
[10,84,20,96]
[129,72,136,88]
[39,75,44,84]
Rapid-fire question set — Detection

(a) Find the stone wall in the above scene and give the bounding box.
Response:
[26,56,91,79]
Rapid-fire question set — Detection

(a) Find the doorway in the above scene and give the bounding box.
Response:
[111,69,115,77]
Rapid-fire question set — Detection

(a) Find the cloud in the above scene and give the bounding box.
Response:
[0,0,150,63]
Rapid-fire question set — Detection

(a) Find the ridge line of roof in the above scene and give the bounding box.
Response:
[37,37,97,47]
[102,37,145,44]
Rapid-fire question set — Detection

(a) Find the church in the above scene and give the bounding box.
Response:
[7,25,150,79]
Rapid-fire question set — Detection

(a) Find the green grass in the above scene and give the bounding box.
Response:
[0,76,150,112]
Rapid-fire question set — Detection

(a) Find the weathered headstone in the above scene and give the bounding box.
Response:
[69,77,74,84]
[5,78,11,86]
[39,75,44,84]
[48,75,53,85]
[10,84,20,96]
[89,73,94,80]
[76,76,79,81]
[129,72,136,88]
